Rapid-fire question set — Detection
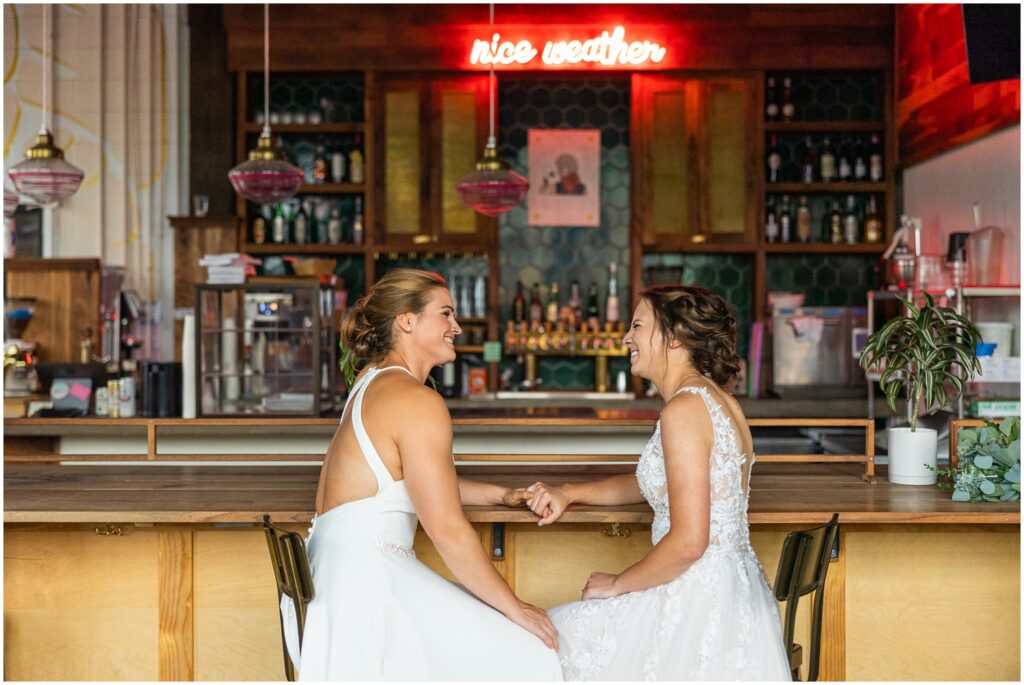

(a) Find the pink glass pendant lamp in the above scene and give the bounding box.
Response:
[8,4,84,206]
[228,3,303,205]
[456,4,528,216]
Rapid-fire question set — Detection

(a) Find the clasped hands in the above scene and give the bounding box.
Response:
[502,482,622,600]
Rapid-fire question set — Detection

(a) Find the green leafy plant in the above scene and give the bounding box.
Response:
[932,417,1021,502]
[859,294,982,431]
[337,339,438,391]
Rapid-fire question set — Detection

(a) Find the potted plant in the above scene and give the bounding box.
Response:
[935,417,1020,502]
[859,294,982,485]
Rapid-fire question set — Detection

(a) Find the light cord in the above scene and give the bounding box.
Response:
[40,2,49,134]
[487,2,495,146]
[262,2,270,138]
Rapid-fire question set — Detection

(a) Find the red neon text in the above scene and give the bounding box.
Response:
[470,26,667,67]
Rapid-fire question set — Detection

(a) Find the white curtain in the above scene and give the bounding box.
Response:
[3,3,189,359]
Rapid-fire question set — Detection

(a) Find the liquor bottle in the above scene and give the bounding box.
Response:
[800,135,815,184]
[765,197,779,244]
[606,261,620,324]
[781,76,795,121]
[819,137,836,183]
[546,281,560,324]
[585,282,601,330]
[349,135,365,184]
[460,275,472,319]
[853,136,867,181]
[568,279,582,325]
[528,283,543,324]
[868,132,883,182]
[327,206,342,244]
[440,361,457,398]
[513,280,526,323]
[271,204,287,243]
[352,197,364,244]
[293,203,309,244]
[828,200,843,244]
[838,136,852,181]
[252,215,266,244]
[843,194,860,244]
[314,200,329,243]
[765,76,779,121]
[766,134,782,184]
[313,141,328,185]
[779,195,793,243]
[864,194,883,244]
[330,141,346,183]
[796,195,812,243]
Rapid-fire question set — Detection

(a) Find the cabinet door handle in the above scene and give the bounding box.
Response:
[95,523,123,536]
[601,523,631,538]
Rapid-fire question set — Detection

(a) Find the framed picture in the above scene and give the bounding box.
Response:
[527,129,601,227]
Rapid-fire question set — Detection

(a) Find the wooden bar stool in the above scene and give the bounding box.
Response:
[263,515,315,681]
[773,513,840,682]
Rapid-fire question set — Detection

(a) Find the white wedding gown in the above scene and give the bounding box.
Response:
[549,386,791,681]
[282,366,562,681]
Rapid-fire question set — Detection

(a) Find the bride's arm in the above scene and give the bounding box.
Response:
[585,393,712,598]
[458,477,532,507]
[399,388,558,649]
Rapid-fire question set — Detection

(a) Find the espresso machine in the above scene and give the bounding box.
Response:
[4,296,40,396]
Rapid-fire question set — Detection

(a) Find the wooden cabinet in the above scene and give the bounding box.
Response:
[376,74,493,249]
[632,74,757,249]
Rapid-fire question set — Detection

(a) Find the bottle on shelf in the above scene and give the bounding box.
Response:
[819,137,836,183]
[459,275,472,319]
[529,283,543,324]
[800,135,815,184]
[294,203,309,244]
[779,195,793,243]
[586,282,601,330]
[765,197,779,244]
[869,132,884,182]
[546,281,560,324]
[568,279,582,326]
[765,76,779,121]
[781,76,795,121]
[313,141,328,185]
[349,135,365,184]
[314,200,329,243]
[252,214,267,245]
[271,204,287,243]
[440,361,458,398]
[513,280,526,324]
[330,141,346,184]
[766,134,782,184]
[853,136,868,181]
[606,261,620,324]
[843,194,860,245]
[796,195,812,243]
[838,136,852,181]
[828,199,843,244]
[864,194,883,244]
[327,205,343,244]
[352,197,364,244]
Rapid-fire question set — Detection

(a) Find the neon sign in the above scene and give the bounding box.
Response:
[470,26,667,67]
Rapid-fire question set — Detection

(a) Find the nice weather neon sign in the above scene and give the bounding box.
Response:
[470,26,667,67]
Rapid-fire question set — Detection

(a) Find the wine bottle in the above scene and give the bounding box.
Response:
[606,261,620,324]
[513,280,526,323]
[767,134,782,184]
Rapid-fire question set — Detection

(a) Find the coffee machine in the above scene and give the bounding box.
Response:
[4,296,39,396]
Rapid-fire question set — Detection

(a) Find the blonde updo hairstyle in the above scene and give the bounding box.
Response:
[340,268,448,364]
[641,284,742,387]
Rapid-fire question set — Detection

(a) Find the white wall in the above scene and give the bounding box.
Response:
[902,125,1020,285]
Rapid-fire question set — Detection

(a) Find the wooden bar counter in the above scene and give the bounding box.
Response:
[4,418,1020,681]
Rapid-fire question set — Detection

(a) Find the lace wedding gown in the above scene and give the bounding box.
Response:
[282,366,562,681]
[549,386,791,681]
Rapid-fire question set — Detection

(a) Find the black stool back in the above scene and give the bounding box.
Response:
[263,515,315,681]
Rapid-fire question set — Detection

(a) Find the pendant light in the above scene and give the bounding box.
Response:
[455,3,528,216]
[228,3,303,205]
[7,4,84,206]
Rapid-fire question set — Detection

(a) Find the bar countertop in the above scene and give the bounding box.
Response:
[4,462,1018,525]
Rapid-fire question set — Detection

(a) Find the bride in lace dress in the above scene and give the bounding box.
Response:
[526,285,790,681]
[287,269,561,680]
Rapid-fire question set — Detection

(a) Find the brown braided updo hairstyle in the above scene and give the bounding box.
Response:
[340,268,447,364]
[641,285,742,387]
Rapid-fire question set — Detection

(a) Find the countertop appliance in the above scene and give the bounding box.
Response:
[772,306,867,398]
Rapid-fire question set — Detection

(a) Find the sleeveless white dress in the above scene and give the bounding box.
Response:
[283,366,563,681]
[549,386,791,681]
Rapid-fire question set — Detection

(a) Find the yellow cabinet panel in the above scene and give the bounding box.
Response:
[707,83,750,237]
[441,91,480,235]
[384,89,422,236]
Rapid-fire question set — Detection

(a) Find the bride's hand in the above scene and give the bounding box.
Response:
[506,600,560,651]
[581,572,621,600]
[501,487,533,508]
[526,482,570,525]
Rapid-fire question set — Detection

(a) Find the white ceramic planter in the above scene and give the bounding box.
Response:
[887,427,938,485]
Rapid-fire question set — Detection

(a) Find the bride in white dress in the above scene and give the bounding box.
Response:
[525,285,791,681]
[287,268,562,680]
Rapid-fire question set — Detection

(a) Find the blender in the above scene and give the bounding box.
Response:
[4,297,40,396]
